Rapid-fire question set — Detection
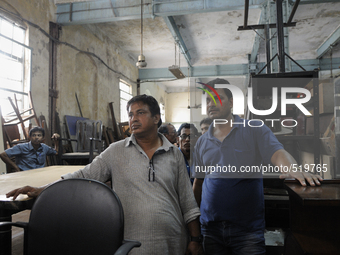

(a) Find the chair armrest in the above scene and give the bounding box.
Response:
[88,138,101,141]
[0,221,28,229]
[114,240,141,255]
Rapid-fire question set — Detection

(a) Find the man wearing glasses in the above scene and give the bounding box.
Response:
[7,95,203,255]
[177,123,199,183]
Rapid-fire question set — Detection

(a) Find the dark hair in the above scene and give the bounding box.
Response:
[29,126,45,137]
[200,118,213,126]
[177,123,198,136]
[126,94,162,128]
[206,78,232,99]
[158,124,169,134]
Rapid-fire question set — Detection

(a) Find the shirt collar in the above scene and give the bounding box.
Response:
[124,133,173,152]
[28,141,43,152]
[28,141,34,151]
[207,114,242,140]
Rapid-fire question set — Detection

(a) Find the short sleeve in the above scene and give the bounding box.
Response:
[254,125,284,164]
[4,145,22,158]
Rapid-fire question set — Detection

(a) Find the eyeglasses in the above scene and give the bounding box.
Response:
[179,134,197,140]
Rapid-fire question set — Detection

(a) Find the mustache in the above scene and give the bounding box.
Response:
[208,107,219,112]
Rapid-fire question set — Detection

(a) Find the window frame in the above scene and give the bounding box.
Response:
[119,80,133,123]
[0,15,32,116]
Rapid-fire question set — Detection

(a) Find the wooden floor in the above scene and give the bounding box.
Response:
[11,210,30,255]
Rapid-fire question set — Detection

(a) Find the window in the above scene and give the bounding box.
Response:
[0,15,30,116]
[120,80,133,122]
[159,103,165,122]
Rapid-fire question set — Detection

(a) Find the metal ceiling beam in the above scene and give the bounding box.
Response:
[56,0,339,26]
[56,0,267,25]
[249,7,266,64]
[138,57,340,79]
[287,0,300,24]
[163,16,191,66]
[317,26,340,59]
[298,0,340,3]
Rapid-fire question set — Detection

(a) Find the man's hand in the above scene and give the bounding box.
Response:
[185,241,204,255]
[280,171,323,186]
[51,133,60,140]
[6,186,44,200]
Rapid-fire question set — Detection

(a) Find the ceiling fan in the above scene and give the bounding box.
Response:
[136,0,147,68]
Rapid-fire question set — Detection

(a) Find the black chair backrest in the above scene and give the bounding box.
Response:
[26,178,124,255]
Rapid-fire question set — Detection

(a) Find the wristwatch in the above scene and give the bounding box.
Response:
[190,235,203,243]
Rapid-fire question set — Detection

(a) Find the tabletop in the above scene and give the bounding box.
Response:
[284,179,340,206]
[0,165,84,200]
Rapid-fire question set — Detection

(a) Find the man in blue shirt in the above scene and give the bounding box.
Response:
[192,78,323,254]
[0,126,59,172]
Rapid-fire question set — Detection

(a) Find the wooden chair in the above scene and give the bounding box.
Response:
[2,91,40,142]
[58,120,103,165]
[9,91,40,140]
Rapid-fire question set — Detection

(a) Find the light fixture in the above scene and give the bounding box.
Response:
[168,65,185,79]
[136,0,147,68]
[168,42,185,79]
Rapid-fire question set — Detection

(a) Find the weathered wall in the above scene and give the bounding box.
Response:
[0,0,138,138]
[0,0,55,125]
[57,24,138,132]
[140,81,167,121]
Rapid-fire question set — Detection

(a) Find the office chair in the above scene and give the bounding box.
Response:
[0,178,141,255]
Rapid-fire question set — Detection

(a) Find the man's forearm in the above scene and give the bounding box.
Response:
[193,178,203,207]
[271,149,322,186]
[0,152,20,172]
[271,149,296,168]
[187,218,201,237]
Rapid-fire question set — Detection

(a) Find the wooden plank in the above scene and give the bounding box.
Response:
[102,126,110,148]
[108,102,122,140]
[107,128,115,144]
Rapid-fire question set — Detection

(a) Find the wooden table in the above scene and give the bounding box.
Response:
[284,179,340,254]
[0,165,84,255]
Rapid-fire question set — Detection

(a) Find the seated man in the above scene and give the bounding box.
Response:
[177,123,199,183]
[0,126,59,172]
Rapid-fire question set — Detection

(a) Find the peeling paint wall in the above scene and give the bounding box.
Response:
[0,0,138,141]
[140,81,167,120]
[57,24,138,131]
[166,92,191,129]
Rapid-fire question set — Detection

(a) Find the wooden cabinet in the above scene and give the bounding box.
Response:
[284,180,340,254]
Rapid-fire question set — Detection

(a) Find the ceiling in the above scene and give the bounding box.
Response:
[54,0,340,92]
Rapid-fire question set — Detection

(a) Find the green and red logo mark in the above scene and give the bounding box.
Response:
[196,82,222,106]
